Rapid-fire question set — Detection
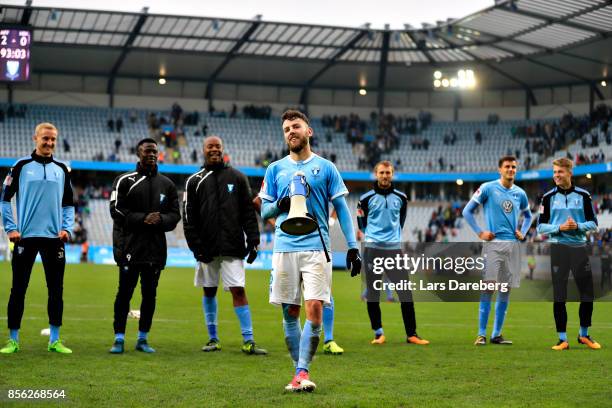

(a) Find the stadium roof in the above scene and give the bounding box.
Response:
[1,0,611,97]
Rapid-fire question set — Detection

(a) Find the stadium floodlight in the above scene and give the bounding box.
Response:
[450,78,458,88]
[441,78,450,87]
[601,81,607,87]
[158,78,166,85]
[359,88,367,96]
[586,173,592,179]
[434,71,442,79]
[434,80,441,88]
[456,179,464,186]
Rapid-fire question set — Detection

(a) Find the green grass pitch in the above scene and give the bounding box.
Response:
[0,262,610,407]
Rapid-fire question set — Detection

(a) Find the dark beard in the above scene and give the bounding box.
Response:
[288,138,308,153]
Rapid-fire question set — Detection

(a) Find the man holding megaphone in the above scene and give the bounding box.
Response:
[259,110,361,392]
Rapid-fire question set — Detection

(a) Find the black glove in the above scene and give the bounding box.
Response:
[196,253,213,264]
[346,248,362,277]
[277,196,291,213]
[246,245,258,264]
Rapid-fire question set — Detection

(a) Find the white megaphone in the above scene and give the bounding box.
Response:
[280,171,318,235]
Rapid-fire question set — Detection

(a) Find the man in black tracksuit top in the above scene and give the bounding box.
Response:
[183,135,265,354]
[109,138,180,354]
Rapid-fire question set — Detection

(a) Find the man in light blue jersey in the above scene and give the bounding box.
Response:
[536,157,600,351]
[259,110,361,392]
[358,161,429,346]
[462,155,532,346]
[1,123,74,354]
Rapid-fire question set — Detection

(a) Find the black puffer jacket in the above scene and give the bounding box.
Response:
[110,163,180,268]
[183,163,259,260]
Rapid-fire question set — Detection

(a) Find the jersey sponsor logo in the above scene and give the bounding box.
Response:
[227,184,234,193]
[502,200,513,213]
[26,170,34,176]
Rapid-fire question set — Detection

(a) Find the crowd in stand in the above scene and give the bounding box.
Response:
[320,111,432,170]
[513,104,612,162]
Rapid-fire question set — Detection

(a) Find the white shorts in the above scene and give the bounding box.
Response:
[269,251,332,306]
[482,241,521,288]
[194,257,245,290]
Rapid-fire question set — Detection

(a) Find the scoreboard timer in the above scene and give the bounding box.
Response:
[1,27,31,82]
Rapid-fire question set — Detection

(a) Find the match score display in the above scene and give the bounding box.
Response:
[0,27,31,82]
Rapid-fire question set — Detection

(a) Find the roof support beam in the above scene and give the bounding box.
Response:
[20,0,33,25]
[558,51,612,67]
[299,29,368,110]
[406,31,436,64]
[106,8,148,108]
[205,19,261,108]
[377,31,390,116]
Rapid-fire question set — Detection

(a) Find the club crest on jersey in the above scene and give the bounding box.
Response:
[227,184,234,193]
[502,200,513,213]
[311,166,321,176]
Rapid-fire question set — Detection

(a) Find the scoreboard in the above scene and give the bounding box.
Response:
[0,27,31,82]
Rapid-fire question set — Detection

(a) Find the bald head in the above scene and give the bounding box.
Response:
[203,135,224,165]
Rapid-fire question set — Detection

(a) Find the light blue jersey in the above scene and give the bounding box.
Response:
[259,154,348,252]
[471,180,529,241]
[1,152,75,239]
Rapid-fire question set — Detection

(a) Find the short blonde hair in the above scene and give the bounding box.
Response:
[34,122,58,136]
[552,157,573,170]
[374,160,394,173]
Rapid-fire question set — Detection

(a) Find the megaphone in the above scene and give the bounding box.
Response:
[280,171,318,235]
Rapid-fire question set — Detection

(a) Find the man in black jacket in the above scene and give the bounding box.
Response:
[183,135,265,355]
[109,138,180,354]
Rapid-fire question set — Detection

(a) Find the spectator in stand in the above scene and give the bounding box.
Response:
[107,118,115,132]
[171,102,183,125]
[116,117,123,133]
[475,130,482,145]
